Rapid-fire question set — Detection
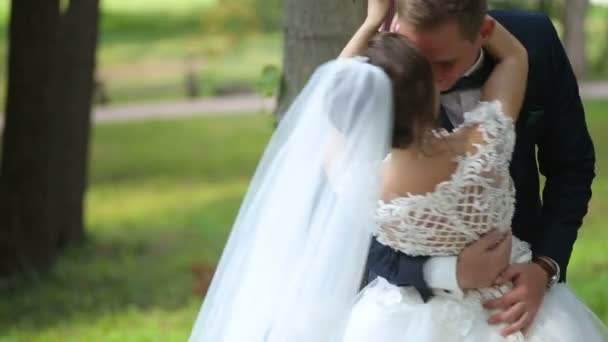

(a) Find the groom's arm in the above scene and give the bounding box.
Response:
[535,15,595,279]
[366,239,437,301]
[482,16,593,335]
[367,230,511,300]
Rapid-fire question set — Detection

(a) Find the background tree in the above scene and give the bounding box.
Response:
[491,0,592,79]
[276,0,367,119]
[563,0,590,78]
[0,0,100,277]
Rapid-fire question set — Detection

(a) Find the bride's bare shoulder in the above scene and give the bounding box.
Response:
[381,147,458,200]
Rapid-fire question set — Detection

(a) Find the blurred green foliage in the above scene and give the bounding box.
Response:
[256,64,281,98]
[490,0,560,17]
[1,0,607,107]
[0,0,284,108]
[201,0,282,35]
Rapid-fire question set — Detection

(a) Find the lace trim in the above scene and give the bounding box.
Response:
[374,101,516,256]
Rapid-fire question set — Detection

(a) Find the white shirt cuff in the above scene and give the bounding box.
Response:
[423,256,464,299]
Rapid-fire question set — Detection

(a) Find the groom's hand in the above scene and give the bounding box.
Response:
[456,230,512,289]
[365,0,392,28]
[483,263,549,337]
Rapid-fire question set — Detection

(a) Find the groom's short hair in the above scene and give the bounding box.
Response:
[397,0,488,41]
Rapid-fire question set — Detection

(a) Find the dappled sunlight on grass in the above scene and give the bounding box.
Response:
[0,183,244,339]
[89,113,273,184]
[5,299,200,341]
[0,113,270,341]
[102,0,216,13]
[87,179,248,233]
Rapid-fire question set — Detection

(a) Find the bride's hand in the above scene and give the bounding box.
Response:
[365,0,392,29]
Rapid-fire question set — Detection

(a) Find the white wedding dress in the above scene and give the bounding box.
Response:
[342,102,608,341]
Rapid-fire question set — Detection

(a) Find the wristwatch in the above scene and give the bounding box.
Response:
[532,256,560,289]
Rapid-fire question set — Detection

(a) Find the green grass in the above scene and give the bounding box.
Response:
[567,100,608,318]
[0,104,607,340]
[101,0,216,13]
[0,112,274,341]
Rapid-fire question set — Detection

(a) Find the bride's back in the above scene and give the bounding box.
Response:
[374,102,517,256]
[382,126,482,201]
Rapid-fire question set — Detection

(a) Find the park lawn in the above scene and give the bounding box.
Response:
[568,100,608,316]
[0,112,274,342]
[0,101,607,341]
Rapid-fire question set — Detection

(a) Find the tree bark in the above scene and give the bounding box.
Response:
[562,0,589,79]
[276,0,367,119]
[0,0,99,277]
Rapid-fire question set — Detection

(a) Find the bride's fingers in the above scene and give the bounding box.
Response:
[501,311,532,337]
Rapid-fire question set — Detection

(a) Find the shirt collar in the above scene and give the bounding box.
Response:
[463,49,485,77]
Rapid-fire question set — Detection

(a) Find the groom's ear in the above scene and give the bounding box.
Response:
[479,17,496,44]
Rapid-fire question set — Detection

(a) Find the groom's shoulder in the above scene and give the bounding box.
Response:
[489,10,558,49]
[489,9,551,27]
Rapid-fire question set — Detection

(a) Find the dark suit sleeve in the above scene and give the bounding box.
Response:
[534,15,596,279]
[365,239,434,301]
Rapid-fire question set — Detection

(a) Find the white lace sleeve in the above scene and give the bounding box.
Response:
[462,101,516,165]
[374,101,517,256]
[449,100,517,237]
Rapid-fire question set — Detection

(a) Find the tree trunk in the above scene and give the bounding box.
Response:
[562,0,589,79]
[276,0,367,119]
[0,0,99,277]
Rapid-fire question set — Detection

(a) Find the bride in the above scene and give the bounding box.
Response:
[188,3,607,342]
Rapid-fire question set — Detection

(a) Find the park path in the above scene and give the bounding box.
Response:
[579,81,608,100]
[0,82,607,130]
[0,95,274,130]
[93,95,275,123]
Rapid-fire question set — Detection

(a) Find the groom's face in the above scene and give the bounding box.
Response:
[396,19,485,92]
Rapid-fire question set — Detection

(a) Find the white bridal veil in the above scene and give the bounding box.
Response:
[189,58,394,341]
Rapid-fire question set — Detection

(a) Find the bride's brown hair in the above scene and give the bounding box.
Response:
[362,32,437,149]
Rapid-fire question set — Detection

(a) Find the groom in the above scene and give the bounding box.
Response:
[364,0,596,337]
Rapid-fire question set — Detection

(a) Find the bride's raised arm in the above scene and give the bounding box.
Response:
[481,19,528,121]
[339,0,392,58]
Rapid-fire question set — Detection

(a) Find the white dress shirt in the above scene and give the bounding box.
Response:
[440,50,485,126]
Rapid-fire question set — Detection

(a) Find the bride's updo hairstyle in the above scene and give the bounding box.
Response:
[362,32,437,149]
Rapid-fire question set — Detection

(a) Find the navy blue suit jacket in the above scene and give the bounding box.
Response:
[366,10,596,298]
